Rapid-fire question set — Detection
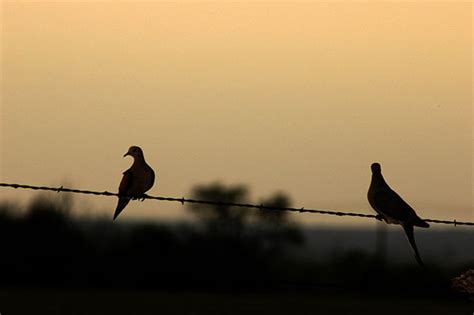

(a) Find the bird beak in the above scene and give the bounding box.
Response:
[123,152,129,157]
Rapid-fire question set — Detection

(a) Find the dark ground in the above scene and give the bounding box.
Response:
[0,190,472,315]
[0,288,472,315]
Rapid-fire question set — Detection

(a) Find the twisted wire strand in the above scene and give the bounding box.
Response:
[1,182,472,226]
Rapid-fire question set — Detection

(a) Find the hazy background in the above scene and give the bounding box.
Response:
[1,1,472,226]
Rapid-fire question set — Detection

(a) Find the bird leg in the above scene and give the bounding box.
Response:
[375,214,384,221]
[131,194,148,201]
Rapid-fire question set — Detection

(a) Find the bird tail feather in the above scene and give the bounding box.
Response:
[114,197,130,220]
[402,224,424,267]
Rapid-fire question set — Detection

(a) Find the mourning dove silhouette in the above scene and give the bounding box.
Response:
[114,146,155,220]
[368,162,429,266]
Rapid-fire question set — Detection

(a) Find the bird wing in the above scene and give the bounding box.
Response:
[119,169,134,196]
[145,165,155,192]
[114,169,134,220]
[373,188,417,223]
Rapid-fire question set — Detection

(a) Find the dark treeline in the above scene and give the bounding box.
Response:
[0,182,470,297]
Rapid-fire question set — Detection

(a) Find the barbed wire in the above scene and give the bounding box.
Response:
[0,182,472,226]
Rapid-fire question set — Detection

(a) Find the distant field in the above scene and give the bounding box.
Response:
[298,227,474,266]
[0,289,472,315]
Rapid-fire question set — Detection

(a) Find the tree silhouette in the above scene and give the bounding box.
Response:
[188,182,303,254]
[258,191,291,223]
[188,181,250,237]
[257,192,304,256]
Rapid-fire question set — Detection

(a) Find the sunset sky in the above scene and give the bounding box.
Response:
[1,1,472,226]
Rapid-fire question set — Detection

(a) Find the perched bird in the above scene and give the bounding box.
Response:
[367,162,429,266]
[114,146,155,220]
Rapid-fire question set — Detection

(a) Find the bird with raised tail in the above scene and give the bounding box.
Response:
[114,146,155,220]
[367,162,429,266]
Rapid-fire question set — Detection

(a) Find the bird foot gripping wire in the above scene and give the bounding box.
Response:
[130,194,148,201]
[375,214,384,221]
[140,194,149,201]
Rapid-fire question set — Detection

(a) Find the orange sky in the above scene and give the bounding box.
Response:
[1,2,472,226]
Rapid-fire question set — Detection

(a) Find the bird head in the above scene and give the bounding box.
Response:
[124,146,144,159]
[371,162,381,173]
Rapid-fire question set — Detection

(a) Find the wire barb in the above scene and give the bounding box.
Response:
[0,182,472,226]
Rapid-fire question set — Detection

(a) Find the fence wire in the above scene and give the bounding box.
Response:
[0,182,472,226]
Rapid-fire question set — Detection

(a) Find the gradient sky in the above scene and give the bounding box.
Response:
[1,2,472,226]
